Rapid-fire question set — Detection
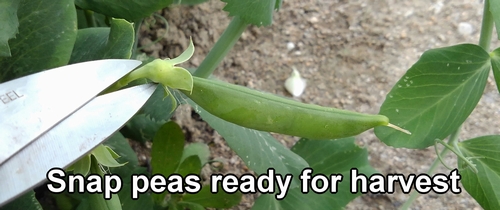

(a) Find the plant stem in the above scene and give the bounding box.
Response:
[399,128,460,210]
[84,10,96,28]
[131,18,144,59]
[193,17,248,78]
[479,0,494,50]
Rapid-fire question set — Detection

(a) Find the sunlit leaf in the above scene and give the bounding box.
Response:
[375,44,490,148]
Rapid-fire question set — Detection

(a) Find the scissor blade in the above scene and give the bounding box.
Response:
[0,59,142,165]
[0,84,156,206]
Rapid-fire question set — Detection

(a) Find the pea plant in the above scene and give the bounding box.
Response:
[1,0,500,209]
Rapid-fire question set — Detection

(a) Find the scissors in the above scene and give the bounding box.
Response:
[0,59,156,206]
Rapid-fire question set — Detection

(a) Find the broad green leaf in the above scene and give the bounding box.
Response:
[75,0,174,21]
[221,0,282,26]
[69,18,134,63]
[489,0,500,39]
[121,114,164,143]
[459,135,500,209]
[182,185,242,208]
[375,44,490,148]
[253,137,377,210]
[151,121,185,203]
[186,98,309,189]
[0,191,41,210]
[490,47,500,93]
[142,85,177,121]
[177,155,202,177]
[0,0,77,82]
[181,142,210,166]
[91,144,126,167]
[0,0,20,57]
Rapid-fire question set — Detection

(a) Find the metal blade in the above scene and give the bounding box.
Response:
[0,59,142,165]
[0,84,155,207]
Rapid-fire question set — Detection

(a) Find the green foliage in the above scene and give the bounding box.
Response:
[489,0,500,39]
[0,0,20,57]
[121,113,164,143]
[75,0,175,21]
[182,185,242,208]
[252,138,376,210]
[0,0,77,82]
[151,121,185,204]
[2,0,500,209]
[375,44,491,149]
[459,135,500,209]
[490,47,500,92]
[69,18,135,63]
[0,191,41,210]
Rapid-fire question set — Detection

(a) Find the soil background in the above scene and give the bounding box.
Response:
[138,0,500,209]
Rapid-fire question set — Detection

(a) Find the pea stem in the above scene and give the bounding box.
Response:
[193,16,248,78]
[478,0,494,51]
[399,127,460,210]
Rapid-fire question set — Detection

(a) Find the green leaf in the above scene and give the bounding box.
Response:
[179,0,208,5]
[182,185,242,208]
[169,38,195,65]
[221,0,281,26]
[0,191,41,210]
[459,135,500,209]
[164,66,194,92]
[105,132,140,167]
[75,0,174,21]
[151,121,185,203]
[0,0,20,57]
[489,0,500,39]
[177,155,202,177]
[70,154,92,176]
[118,167,155,210]
[177,202,205,210]
[69,18,134,63]
[187,98,309,189]
[490,47,500,93]
[91,144,126,168]
[181,142,210,166]
[142,85,177,121]
[80,157,123,210]
[0,0,77,82]
[253,137,377,210]
[375,44,491,148]
[121,113,164,143]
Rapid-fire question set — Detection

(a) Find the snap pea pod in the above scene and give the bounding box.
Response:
[181,77,409,139]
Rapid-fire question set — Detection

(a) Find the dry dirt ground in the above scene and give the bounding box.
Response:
[138,0,499,209]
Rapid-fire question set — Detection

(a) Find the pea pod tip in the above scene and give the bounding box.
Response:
[386,123,411,135]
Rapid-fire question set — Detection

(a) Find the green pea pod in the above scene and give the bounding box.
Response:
[181,77,410,140]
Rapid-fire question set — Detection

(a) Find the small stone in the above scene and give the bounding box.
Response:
[286,42,295,51]
[458,22,473,36]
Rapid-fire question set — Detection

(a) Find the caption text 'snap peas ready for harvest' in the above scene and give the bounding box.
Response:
[182,77,409,140]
